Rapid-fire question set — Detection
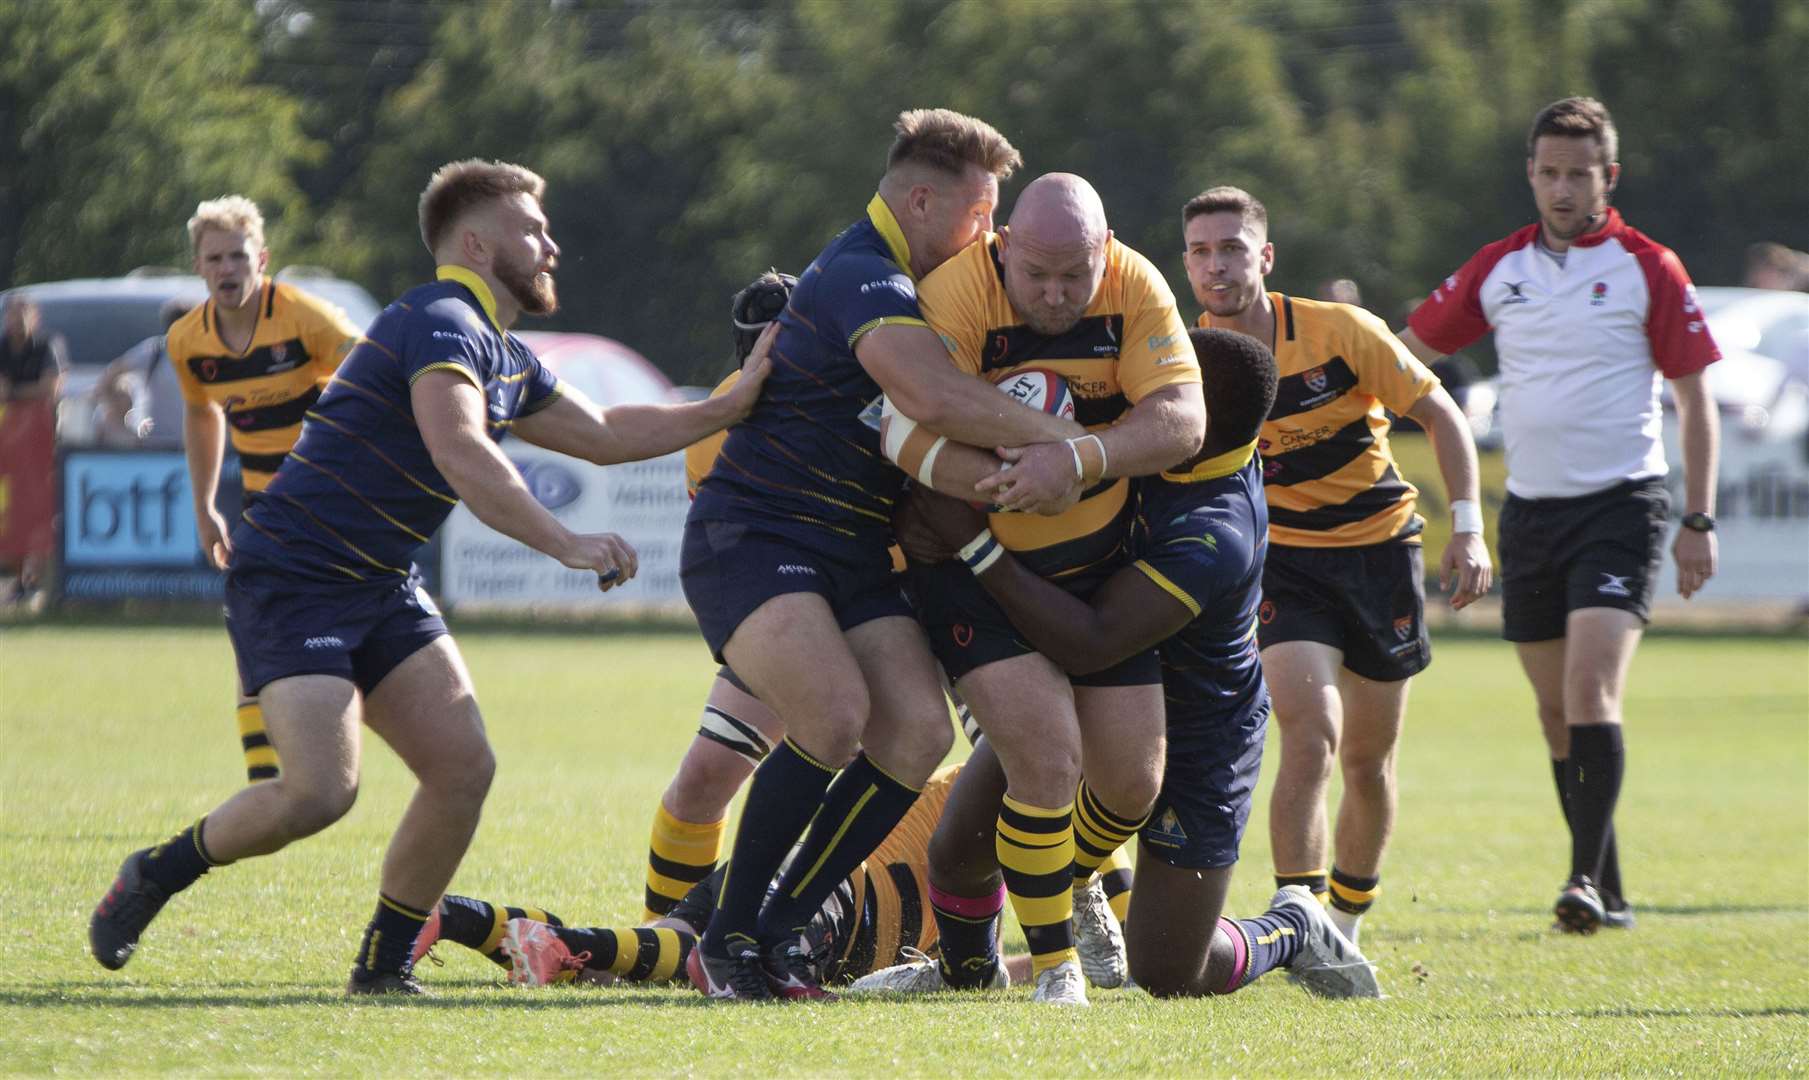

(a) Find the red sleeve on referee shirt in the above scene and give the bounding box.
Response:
[1631,240,1721,379]
[1406,230,1528,356]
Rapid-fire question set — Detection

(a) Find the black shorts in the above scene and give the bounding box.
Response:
[1499,477,1669,643]
[224,562,448,697]
[1140,695,1270,870]
[1257,540,1430,682]
[906,559,1161,687]
[680,519,911,663]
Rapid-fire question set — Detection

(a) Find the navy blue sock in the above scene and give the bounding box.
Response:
[700,738,835,957]
[354,894,431,978]
[1220,902,1309,990]
[758,753,920,939]
[139,818,219,895]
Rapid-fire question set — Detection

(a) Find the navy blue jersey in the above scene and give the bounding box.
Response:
[688,196,928,561]
[1132,447,1269,728]
[232,266,562,582]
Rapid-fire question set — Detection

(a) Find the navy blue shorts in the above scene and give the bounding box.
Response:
[1139,694,1270,870]
[906,559,1161,687]
[680,519,912,663]
[1257,540,1430,683]
[224,562,449,697]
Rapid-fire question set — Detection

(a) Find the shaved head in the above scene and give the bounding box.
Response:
[998,173,1113,335]
[1007,173,1108,251]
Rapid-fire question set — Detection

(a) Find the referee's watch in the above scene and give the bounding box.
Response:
[1680,511,1716,533]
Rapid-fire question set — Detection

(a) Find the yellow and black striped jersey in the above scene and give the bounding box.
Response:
[684,370,740,497]
[168,280,359,492]
[918,233,1198,577]
[1198,294,1437,548]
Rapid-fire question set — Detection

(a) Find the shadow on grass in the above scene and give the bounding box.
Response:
[1492,903,1809,918]
[2,982,714,1010]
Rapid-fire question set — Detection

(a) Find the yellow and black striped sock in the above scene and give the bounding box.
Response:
[559,926,694,984]
[1071,780,1148,881]
[236,701,279,782]
[644,804,725,922]
[1328,866,1380,917]
[1275,868,1329,898]
[1098,846,1134,926]
[997,795,1077,977]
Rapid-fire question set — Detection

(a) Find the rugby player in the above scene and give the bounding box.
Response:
[682,109,1090,1001]
[883,173,1206,1005]
[419,764,1055,990]
[872,328,1378,999]
[1185,186,1490,945]
[89,159,772,995]
[167,196,362,785]
[639,271,798,923]
[1401,97,1720,932]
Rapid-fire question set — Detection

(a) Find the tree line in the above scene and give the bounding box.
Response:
[5,0,1804,381]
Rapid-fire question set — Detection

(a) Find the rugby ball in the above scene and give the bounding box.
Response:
[993,368,1076,421]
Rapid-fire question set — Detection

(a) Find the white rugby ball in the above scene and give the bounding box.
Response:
[993,368,1076,421]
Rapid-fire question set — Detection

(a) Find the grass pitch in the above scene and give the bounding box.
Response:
[1,623,1805,1076]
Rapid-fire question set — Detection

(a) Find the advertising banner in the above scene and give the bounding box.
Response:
[58,449,240,601]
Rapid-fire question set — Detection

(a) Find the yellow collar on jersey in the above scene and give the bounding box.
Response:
[866,194,915,281]
[1162,437,1258,483]
[436,265,503,333]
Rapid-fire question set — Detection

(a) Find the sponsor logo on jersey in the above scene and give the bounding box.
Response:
[859,277,915,299]
[1590,281,1609,307]
[1502,281,1532,305]
[1148,331,1181,353]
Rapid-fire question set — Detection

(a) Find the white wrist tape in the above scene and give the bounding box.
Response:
[957,529,1003,575]
[1079,432,1107,480]
[1066,439,1085,480]
[1451,498,1484,535]
[917,435,949,488]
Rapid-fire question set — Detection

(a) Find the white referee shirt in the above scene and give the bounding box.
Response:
[1409,209,1720,498]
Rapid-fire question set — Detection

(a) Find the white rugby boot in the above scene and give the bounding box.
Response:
[846,946,1008,994]
[1070,876,1127,988]
[1271,885,1383,999]
[1030,958,1090,1006]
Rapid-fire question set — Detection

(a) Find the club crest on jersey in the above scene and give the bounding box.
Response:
[1394,615,1414,641]
[1303,366,1328,393]
[1590,282,1609,307]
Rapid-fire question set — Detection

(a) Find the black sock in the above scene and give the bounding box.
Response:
[758,752,920,939]
[353,894,431,979]
[1275,870,1328,896]
[140,818,220,895]
[1554,757,1625,904]
[928,881,1005,988]
[1564,725,1625,886]
[700,738,835,957]
[436,895,564,963]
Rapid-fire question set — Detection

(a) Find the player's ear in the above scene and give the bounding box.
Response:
[1260,241,1276,276]
[1605,162,1621,194]
[255,247,270,275]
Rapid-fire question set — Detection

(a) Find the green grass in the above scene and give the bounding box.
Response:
[1,624,1805,1075]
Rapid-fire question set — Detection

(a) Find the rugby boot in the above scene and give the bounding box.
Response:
[1554,877,1606,934]
[1030,959,1090,1006]
[764,935,836,1001]
[346,969,425,996]
[501,918,589,987]
[846,947,1008,994]
[1600,894,1637,930]
[689,935,775,1001]
[1274,884,1383,999]
[1071,876,1127,988]
[89,849,168,971]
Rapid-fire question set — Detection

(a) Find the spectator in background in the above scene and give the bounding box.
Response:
[0,296,68,404]
[1743,242,1809,292]
[1314,277,1365,307]
[0,296,67,600]
[90,366,147,449]
[99,298,193,448]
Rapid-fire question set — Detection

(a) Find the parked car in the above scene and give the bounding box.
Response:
[0,267,381,444]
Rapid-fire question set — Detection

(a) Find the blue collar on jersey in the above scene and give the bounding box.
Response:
[866,194,915,281]
[1162,437,1259,484]
[435,265,503,333]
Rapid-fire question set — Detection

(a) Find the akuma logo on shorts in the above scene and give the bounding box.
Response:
[303,635,346,649]
[776,564,817,576]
